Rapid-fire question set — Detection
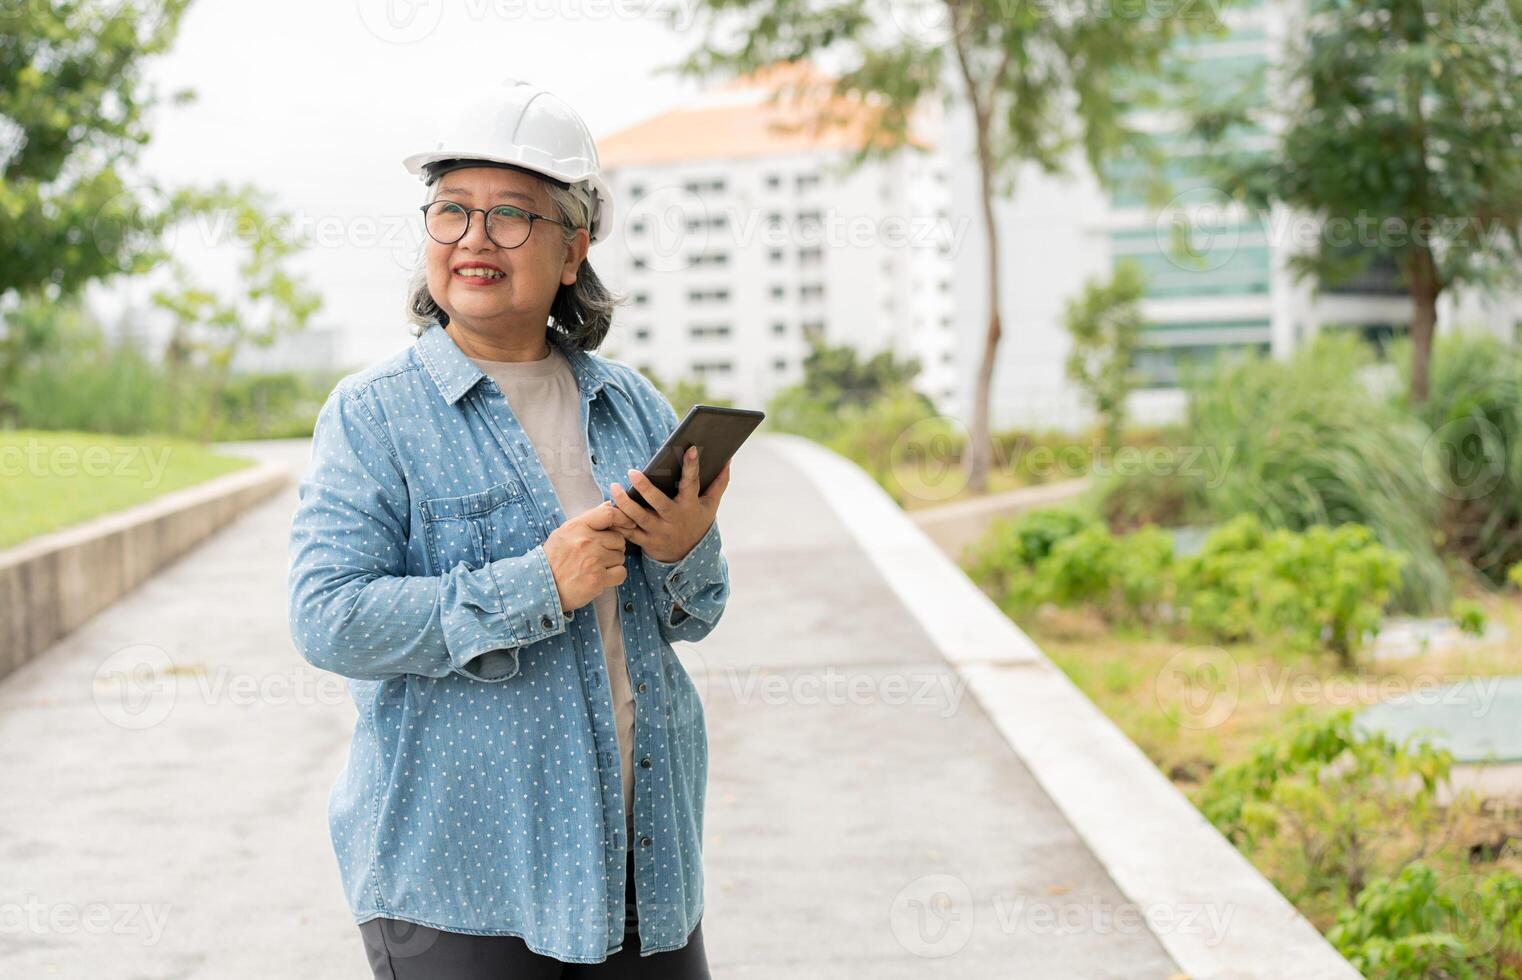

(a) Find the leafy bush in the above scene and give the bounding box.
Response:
[1177,514,1406,665]
[966,506,1173,626]
[969,507,1405,659]
[964,506,1102,616]
[1090,463,1211,532]
[1197,707,1467,913]
[1393,332,1522,591]
[1328,862,1522,980]
[1450,599,1487,637]
[825,385,946,499]
[1096,333,1445,613]
[1043,522,1174,624]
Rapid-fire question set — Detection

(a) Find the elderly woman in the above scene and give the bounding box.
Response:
[287,80,729,978]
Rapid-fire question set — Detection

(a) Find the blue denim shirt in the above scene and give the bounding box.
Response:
[286,322,729,963]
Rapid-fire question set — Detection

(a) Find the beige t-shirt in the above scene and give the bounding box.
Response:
[468,342,638,850]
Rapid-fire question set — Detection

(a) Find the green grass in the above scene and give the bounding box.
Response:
[0,430,257,551]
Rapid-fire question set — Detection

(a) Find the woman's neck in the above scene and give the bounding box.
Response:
[445,321,550,362]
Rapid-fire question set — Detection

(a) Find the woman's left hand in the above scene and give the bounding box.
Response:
[608,446,730,563]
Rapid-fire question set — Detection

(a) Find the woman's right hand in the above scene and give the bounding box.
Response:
[543,502,634,614]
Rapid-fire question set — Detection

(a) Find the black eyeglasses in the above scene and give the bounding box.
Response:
[419,200,575,249]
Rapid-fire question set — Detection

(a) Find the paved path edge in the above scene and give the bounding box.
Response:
[769,433,1361,980]
[0,456,291,681]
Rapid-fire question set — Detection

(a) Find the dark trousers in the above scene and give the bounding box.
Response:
[358,849,710,979]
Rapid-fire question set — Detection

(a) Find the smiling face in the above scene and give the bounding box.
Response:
[423,165,588,342]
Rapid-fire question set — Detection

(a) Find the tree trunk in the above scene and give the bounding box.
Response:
[964,107,1004,495]
[1403,245,1440,406]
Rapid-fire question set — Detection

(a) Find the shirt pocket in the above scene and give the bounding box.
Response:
[418,479,538,575]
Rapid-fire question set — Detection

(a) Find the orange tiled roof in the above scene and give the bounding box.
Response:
[598,59,932,168]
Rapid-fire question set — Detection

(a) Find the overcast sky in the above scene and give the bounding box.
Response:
[115,0,718,368]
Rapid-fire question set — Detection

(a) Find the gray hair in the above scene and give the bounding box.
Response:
[404,177,623,351]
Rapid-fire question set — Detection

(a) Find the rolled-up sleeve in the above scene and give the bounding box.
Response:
[287,388,566,683]
[641,517,730,644]
[635,391,731,644]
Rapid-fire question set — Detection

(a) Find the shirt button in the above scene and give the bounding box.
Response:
[623,601,634,612]
[640,836,652,848]
[591,453,599,464]
[540,614,555,629]
[637,682,647,694]
[670,572,682,582]
[639,756,651,769]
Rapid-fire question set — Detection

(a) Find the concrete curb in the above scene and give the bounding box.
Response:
[770,433,1361,980]
[0,458,290,680]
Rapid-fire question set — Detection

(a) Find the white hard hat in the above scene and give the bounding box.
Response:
[403,78,614,246]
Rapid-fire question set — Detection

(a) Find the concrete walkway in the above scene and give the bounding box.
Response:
[0,435,1354,978]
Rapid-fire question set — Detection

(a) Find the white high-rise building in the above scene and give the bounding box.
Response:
[596,62,962,414]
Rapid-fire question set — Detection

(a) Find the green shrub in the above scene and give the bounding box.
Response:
[1043,522,1174,624]
[1089,463,1212,532]
[1328,862,1522,980]
[1177,513,1406,665]
[964,506,1101,615]
[1393,332,1522,591]
[1197,707,1461,913]
[1097,333,1445,614]
[1450,599,1487,637]
[825,385,945,499]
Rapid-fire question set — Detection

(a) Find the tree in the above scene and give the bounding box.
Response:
[1187,0,1522,404]
[150,185,322,439]
[1063,260,1145,449]
[665,0,1223,492]
[0,1,194,301]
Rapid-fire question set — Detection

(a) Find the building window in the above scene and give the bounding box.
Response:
[633,292,649,306]
[683,177,726,195]
[800,283,825,302]
[769,248,784,264]
[687,287,730,303]
[630,183,645,198]
[772,321,786,335]
[770,284,785,300]
[689,323,732,339]
[634,327,650,341]
[693,361,733,376]
[799,246,823,267]
[795,172,820,191]
[632,257,647,270]
[630,219,646,235]
[689,252,729,267]
[773,358,787,371]
[766,173,781,190]
[801,320,824,336]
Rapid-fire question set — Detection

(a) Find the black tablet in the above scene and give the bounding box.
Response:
[625,404,765,511]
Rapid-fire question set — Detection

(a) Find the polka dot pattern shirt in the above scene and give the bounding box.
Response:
[286,322,729,963]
